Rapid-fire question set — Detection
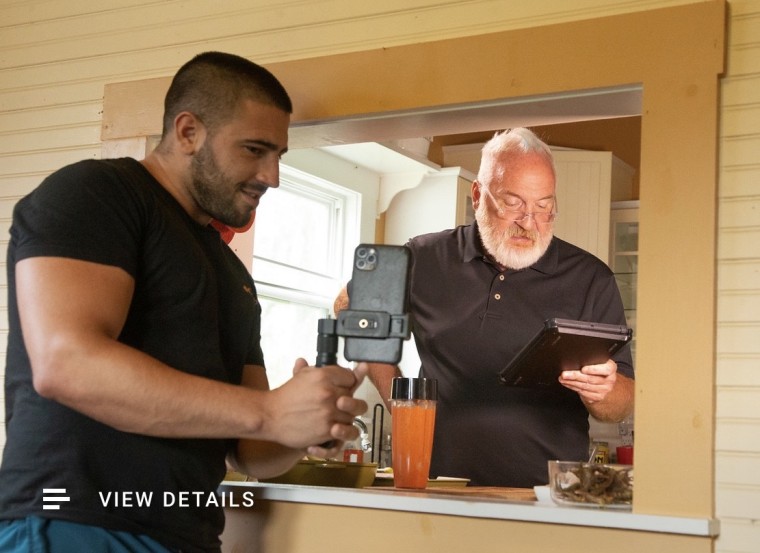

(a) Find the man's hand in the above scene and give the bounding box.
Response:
[559,358,617,404]
[559,359,634,422]
[262,359,368,452]
[231,361,368,477]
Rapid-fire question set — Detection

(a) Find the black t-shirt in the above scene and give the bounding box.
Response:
[0,158,265,552]
[407,224,634,487]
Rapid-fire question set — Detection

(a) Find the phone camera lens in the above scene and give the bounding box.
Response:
[357,248,368,259]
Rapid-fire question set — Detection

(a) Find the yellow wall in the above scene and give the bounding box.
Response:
[1,1,758,551]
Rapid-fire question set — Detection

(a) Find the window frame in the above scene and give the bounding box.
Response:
[252,164,360,386]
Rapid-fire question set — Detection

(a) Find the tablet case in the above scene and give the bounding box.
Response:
[499,318,632,387]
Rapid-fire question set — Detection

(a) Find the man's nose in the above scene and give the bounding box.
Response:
[515,212,539,229]
[258,155,280,189]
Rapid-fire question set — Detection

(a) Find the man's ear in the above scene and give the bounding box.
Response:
[173,111,206,155]
[471,179,482,211]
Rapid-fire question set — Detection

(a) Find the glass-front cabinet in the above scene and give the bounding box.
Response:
[609,201,639,362]
[587,201,638,457]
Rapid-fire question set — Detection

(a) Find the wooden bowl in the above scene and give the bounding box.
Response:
[260,460,377,488]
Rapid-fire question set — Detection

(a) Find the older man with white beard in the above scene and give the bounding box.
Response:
[337,127,634,487]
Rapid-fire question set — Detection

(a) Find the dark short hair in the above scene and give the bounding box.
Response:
[161,51,292,137]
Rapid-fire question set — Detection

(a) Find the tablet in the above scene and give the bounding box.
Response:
[499,318,632,387]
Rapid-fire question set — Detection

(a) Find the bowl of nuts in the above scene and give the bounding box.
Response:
[548,460,633,509]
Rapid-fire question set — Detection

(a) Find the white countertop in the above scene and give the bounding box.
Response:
[219,481,719,537]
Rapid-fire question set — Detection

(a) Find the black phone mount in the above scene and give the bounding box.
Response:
[314,312,410,449]
[313,243,412,449]
[315,318,339,367]
[315,310,411,367]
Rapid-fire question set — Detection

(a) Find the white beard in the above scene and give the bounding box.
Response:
[475,201,553,270]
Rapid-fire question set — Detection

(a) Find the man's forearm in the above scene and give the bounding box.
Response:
[585,374,635,422]
[229,440,305,479]
[367,363,402,411]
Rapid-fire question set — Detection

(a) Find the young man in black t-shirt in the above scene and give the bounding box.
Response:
[0,52,367,553]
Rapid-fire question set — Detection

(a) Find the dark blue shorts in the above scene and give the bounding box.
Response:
[0,517,174,553]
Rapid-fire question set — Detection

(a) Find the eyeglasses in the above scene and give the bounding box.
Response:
[481,186,558,224]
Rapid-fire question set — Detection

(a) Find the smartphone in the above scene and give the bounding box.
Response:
[339,244,411,364]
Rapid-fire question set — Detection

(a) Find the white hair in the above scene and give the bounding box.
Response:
[477,128,556,187]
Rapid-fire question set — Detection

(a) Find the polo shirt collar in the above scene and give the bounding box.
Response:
[462,222,486,263]
[462,222,559,275]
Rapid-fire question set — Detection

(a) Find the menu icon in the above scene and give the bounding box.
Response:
[42,488,70,510]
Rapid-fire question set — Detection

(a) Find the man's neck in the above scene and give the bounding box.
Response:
[141,152,210,226]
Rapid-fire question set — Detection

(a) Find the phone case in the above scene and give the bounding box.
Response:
[342,244,411,364]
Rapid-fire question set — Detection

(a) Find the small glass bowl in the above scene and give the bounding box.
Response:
[548,460,633,509]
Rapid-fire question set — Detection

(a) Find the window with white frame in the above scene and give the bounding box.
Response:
[252,164,359,388]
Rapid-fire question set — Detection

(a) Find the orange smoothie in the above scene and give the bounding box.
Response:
[391,399,437,489]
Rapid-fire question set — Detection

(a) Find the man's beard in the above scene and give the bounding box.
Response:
[190,142,252,228]
[475,201,553,270]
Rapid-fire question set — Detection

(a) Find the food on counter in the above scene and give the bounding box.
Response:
[548,461,633,506]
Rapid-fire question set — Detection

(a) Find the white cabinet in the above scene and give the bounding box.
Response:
[382,167,475,245]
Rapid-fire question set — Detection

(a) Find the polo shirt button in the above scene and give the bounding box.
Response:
[494,293,502,300]
[499,274,505,281]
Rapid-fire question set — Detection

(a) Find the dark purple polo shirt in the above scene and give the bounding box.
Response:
[406,223,634,487]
